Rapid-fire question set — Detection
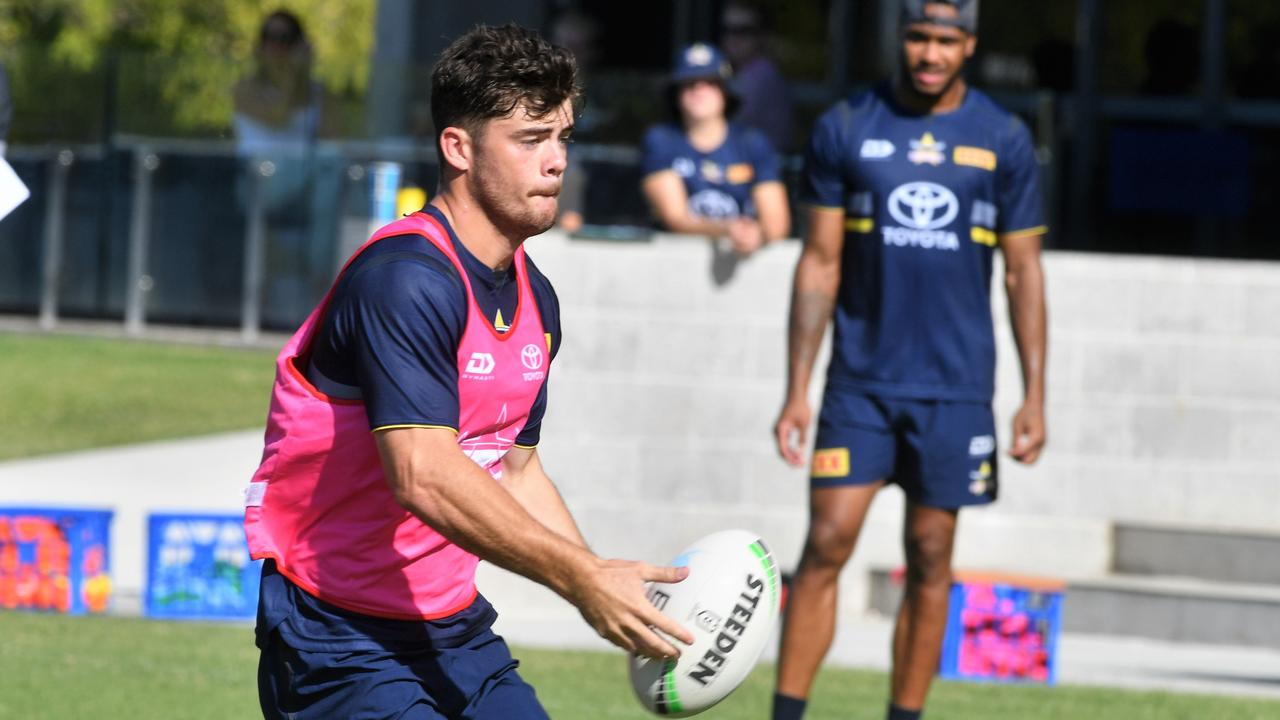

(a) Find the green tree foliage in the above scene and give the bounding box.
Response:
[0,0,374,142]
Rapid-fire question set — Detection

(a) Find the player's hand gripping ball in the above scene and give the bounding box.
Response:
[630,529,781,716]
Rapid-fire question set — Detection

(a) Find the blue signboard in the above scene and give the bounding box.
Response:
[145,513,260,620]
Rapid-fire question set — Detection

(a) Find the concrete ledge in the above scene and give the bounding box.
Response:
[1064,576,1280,648]
[870,567,1280,649]
[1115,523,1280,585]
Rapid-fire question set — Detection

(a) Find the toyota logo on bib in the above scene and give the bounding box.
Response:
[521,344,544,370]
[888,182,959,230]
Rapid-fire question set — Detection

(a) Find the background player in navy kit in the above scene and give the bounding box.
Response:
[771,2,1047,719]
[254,25,694,720]
[641,43,790,257]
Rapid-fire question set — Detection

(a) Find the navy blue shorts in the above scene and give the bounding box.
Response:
[257,623,548,720]
[811,391,998,509]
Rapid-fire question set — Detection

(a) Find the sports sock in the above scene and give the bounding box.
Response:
[772,692,807,720]
[887,703,922,720]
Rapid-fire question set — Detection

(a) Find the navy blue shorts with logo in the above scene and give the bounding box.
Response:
[255,561,548,720]
[258,622,547,720]
[811,391,998,509]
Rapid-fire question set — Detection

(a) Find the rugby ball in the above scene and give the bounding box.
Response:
[630,529,782,717]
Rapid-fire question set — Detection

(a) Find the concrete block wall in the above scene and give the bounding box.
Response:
[991,253,1280,533]
[484,233,1280,616]
[7,231,1279,618]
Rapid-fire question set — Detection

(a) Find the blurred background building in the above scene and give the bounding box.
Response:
[0,0,1276,331]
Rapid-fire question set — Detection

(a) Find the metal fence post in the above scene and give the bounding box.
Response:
[124,148,159,335]
[241,159,272,343]
[38,149,74,330]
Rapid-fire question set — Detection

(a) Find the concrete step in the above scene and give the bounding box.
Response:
[1063,574,1280,648]
[1114,523,1280,586]
[868,568,1280,649]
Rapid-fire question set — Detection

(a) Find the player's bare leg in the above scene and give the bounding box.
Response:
[776,481,885,699]
[890,502,958,710]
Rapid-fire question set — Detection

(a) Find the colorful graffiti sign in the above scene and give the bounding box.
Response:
[940,580,1063,685]
[0,508,113,614]
[146,513,260,619]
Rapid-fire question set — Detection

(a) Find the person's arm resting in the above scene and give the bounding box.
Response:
[752,180,791,243]
[642,170,733,236]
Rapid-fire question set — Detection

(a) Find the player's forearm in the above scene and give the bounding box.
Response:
[1005,258,1047,405]
[785,251,839,401]
[377,433,594,598]
[501,458,589,549]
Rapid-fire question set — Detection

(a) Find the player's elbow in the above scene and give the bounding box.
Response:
[1004,260,1041,295]
[386,461,448,517]
[799,246,841,285]
[1004,267,1021,294]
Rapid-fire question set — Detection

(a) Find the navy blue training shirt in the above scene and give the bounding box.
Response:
[803,83,1045,402]
[305,204,561,446]
[641,122,781,220]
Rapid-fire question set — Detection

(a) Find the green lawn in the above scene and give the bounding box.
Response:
[0,333,278,460]
[1,612,1275,720]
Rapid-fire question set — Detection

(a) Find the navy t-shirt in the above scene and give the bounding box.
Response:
[802,84,1046,402]
[258,204,561,649]
[641,122,781,220]
[306,204,561,445]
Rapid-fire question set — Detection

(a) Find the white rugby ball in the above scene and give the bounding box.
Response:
[630,529,782,717]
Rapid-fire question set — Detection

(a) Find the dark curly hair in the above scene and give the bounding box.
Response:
[431,24,580,166]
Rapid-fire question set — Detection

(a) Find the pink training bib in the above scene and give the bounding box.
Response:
[244,212,549,620]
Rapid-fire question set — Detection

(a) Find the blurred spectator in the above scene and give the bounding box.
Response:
[720,1,793,152]
[640,43,790,259]
[1140,18,1199,96]
[232,9,341,327]
[233,10,323,156]
[549,9,600,234]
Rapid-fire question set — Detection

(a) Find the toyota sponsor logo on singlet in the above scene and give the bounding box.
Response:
[520,343,545,382]
[882,181,960,251]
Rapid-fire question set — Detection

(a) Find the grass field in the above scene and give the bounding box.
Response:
[0,333,277,460]
[1,612,1276,720]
